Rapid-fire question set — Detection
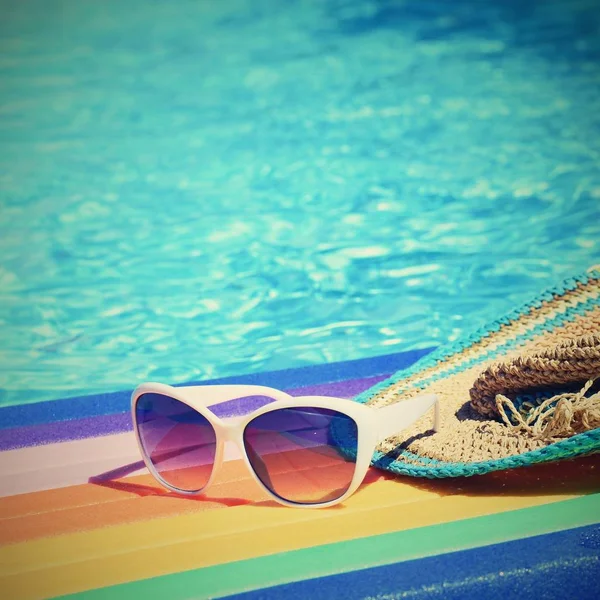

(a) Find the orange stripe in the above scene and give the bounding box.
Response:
[0,459,389,546]
[1,455,598,548]
[0,458,252,519]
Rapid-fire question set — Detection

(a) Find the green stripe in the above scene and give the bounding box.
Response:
[59,494,600,600]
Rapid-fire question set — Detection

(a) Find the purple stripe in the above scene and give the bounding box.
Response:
[0,375,389,451]
[287,376,389,399]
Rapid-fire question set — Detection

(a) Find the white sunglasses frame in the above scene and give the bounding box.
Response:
[131,382,439,508]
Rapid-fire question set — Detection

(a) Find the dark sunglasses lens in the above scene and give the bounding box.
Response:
[135,393,217,492]
[243,407,358,505]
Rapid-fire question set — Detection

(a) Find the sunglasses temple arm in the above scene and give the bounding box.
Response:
[374,394,440,442]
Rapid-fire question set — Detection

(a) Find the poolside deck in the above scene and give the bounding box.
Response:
[1,350,598,599]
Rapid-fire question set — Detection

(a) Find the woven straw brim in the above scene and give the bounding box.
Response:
[358,267,600,478]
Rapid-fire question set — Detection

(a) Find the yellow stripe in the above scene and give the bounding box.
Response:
[1,474,592,600]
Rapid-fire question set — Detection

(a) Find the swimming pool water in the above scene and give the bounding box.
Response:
[1,0,599,406]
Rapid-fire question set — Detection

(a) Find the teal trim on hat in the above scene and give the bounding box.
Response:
[358,267,600,478]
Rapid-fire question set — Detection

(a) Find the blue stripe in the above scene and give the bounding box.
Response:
[0,347,434,429]
[221,524,600,600]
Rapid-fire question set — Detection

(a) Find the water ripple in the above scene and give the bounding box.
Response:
[1,0,599,405]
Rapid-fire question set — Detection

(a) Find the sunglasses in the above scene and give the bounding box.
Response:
[131,383,439,508]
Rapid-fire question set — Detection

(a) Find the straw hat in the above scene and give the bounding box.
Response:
[358,266,600,478]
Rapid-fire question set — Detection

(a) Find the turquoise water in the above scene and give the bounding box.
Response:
[1,0,599,406]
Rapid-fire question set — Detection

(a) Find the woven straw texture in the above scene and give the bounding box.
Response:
[358,266,600,478]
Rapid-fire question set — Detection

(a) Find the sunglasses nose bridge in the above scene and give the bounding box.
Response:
[220,419,244,444]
